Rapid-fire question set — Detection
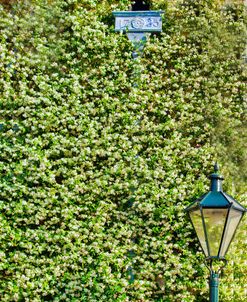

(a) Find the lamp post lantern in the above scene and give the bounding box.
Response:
[185,164,246,302]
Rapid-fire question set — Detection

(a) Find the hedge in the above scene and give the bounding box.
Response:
[0,0,246,301]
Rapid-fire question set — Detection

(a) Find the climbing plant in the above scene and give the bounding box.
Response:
[0,0,246,301]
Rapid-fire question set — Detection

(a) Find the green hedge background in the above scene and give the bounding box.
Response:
[0,0,246,301]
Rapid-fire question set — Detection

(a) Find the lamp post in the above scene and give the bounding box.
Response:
[185,164,246,302]
[112,2,163,284]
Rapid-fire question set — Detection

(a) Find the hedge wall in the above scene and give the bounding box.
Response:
[0,0,246,301]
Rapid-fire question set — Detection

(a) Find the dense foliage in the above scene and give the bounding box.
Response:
[0,0,246,301]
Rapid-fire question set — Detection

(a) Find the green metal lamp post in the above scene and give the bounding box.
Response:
[185,164,246,302]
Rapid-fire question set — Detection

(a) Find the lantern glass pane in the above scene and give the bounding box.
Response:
[219,209,243,257]
[190,209,208,256]
[203,208,228,256]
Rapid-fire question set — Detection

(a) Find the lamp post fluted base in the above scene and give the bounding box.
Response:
[209,272,219,302]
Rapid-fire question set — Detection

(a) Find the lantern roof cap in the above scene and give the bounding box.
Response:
[186,190,246,212]
[185,164,247,212]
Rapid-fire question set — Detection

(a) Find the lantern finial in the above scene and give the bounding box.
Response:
[214,162,219,173]
[209,163,223,192]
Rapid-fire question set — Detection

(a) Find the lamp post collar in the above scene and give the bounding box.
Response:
[112,10,163,56]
